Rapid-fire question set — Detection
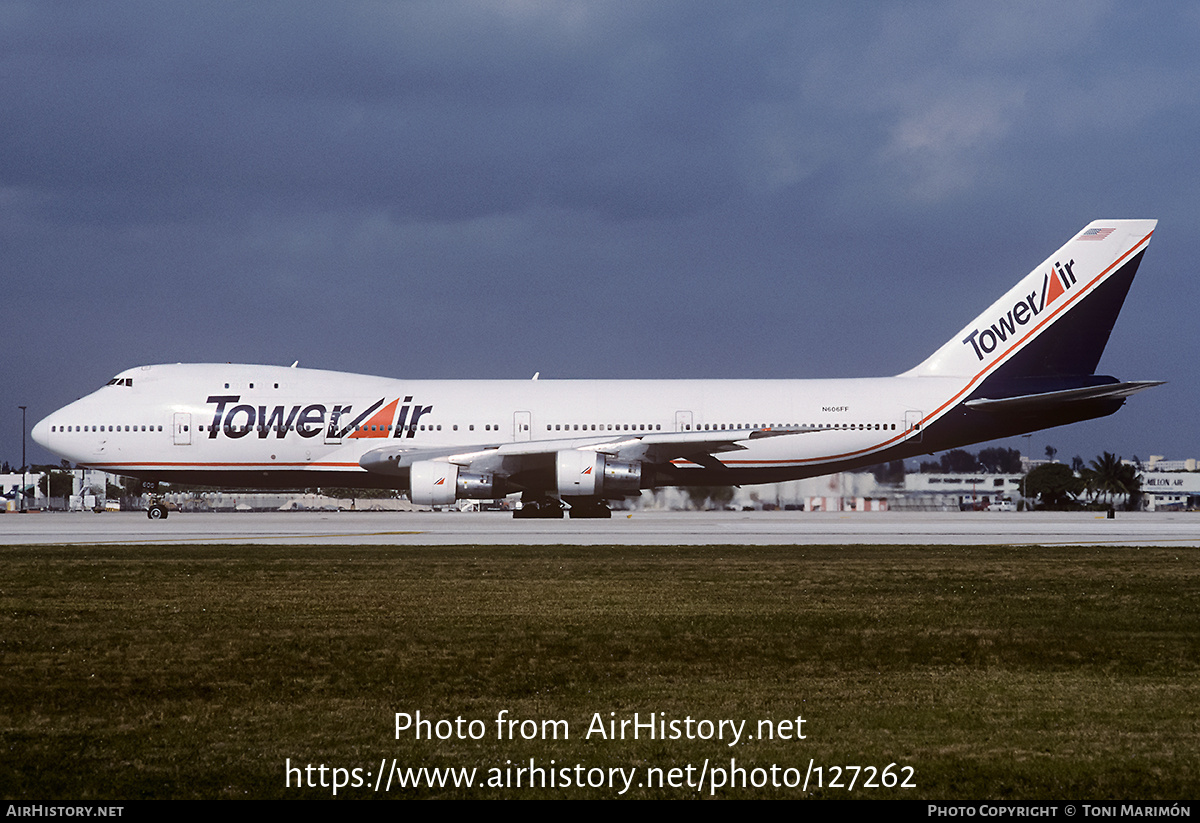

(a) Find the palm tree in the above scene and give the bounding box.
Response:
[1087,452,1141,509]
[1117,461,1142,510]
[1079,464,1099,503]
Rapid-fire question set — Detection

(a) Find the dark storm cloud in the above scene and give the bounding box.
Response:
[2,1,805,223]
[3,1,1199,467]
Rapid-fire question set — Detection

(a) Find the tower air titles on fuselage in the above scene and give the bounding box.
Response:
[205,394,434,440]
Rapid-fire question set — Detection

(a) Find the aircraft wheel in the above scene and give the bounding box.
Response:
[537,499,565,519]
[567,500,612,519]
[147,504,168,520]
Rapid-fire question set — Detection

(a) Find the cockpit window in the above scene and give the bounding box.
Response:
[105,378,133,387]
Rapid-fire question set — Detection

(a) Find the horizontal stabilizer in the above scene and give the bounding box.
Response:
[963,380,1164,413]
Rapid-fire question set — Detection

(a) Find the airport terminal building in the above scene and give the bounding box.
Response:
[1140,471,1200,511]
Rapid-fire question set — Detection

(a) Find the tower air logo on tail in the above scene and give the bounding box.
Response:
[962,258,1078,362]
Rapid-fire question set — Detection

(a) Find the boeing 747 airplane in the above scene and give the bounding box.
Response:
[32,220,1161,518]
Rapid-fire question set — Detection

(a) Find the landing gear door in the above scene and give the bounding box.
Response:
[173,413,192,445]
[904,410,923,443]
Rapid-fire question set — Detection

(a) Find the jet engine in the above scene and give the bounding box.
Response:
[555,450,643,498]
[409,461,501,506]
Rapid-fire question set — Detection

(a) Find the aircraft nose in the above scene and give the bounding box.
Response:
[31,414,51,450]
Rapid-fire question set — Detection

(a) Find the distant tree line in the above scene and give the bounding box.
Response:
[1023,452,1141,510]
[917,447,1023,474]
[867,447,1023,483]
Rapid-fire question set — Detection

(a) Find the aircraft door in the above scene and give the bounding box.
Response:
[904,410,923,443]
[675,410,694,432]
[325,412,343,445]
[514,411,531,441]
[173,413,192,445]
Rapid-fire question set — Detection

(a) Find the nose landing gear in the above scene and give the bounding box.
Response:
[141,480,169,520]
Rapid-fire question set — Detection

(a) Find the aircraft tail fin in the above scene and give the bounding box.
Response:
[905,220,1156,384]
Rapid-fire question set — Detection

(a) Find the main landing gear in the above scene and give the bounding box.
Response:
[513,495,613,519]
[147,502,169,520]
[513,496,565,519]
[564,497,612,519]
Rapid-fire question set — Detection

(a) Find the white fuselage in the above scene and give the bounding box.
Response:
[32,362,957,487]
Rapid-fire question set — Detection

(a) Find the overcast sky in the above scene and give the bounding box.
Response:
[4,1,1196,470]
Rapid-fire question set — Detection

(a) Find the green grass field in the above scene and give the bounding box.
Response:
[2,544,1197,799]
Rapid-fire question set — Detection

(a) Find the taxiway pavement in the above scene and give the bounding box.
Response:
[2,510,1197,546]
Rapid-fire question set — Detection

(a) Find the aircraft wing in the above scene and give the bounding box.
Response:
[357,426,818,478]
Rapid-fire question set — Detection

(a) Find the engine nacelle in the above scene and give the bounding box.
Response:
[555,450,643,498]
[409,461,500,506]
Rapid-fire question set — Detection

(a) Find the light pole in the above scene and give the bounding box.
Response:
[18,406,27,513]
[1022,433,1032,509]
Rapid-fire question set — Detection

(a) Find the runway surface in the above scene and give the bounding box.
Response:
[2,509,1198,546]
